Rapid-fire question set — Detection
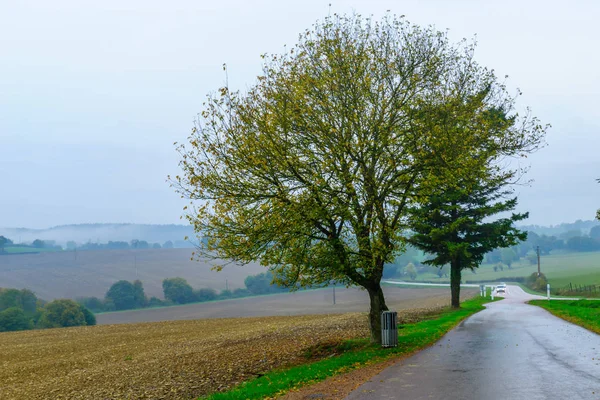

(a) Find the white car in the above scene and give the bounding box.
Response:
[496,283,507,294]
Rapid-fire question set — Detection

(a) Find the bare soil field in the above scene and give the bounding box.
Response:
[0,313,366,400]
[0,288,475,400]
[97,286,472,325]
[0,248,265,300]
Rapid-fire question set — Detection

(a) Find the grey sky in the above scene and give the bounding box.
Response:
[1,0,598,229]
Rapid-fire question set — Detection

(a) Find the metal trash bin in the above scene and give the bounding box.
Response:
[381,311,398,348]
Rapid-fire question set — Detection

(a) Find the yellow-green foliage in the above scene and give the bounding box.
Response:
[172,13,546,342]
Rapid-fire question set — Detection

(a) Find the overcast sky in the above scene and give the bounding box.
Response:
[1,0,598,229]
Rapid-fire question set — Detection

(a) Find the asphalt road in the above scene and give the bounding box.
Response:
[345,285,600,400]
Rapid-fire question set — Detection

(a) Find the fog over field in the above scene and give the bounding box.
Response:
[0,223,194,246]
[0,248,265,300]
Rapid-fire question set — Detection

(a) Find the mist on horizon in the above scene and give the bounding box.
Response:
[1,0,599,228]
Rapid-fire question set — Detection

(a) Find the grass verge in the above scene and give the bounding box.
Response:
[201,296,496,400]
[529,299,600,334]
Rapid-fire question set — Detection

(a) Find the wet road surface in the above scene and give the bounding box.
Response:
[345,286,600,400]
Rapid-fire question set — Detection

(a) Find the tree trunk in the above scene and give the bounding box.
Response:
[366,283,389,344]
[450,259,461,308]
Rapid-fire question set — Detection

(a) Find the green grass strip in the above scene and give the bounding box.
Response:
[529,299,600,335]
[201,296,497,400]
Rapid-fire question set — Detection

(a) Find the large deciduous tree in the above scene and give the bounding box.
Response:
[173,14,545,343]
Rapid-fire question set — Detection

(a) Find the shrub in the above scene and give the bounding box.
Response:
[105,280,147,310]
[0,307,32,332]
[162,277,195,304]
[38,299,87,328]
[80,306,96,326]
[525,272,548,292]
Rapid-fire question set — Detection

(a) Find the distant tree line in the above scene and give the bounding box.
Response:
[485,227,600,264]
[0,236,63,253]
[68,239,174,251]
[0,235,194,253]
[0,288,95,332]
[381,245,450,281]
[519,219,600,237]
[380,227,600,282]
[76,271,288,313]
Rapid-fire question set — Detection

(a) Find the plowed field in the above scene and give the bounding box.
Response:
[1,313,370,400]
[1,289,475,400]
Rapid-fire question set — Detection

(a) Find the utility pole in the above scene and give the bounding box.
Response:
[226,279,228,291]
[329,281,335,304]
[134,255,138,279]
[537,246,541,277]
[332,282,336,305]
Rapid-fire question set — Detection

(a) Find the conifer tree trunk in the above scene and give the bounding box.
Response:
[450,259,461,308]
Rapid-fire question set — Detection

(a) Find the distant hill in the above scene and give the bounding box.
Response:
[0,223,196,247]
[518,219,600,236]
[3,220,600,249]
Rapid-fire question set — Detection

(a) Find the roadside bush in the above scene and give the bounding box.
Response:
[525,272,548,292]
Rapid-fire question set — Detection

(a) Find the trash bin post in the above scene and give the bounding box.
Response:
[381,311,398,348]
